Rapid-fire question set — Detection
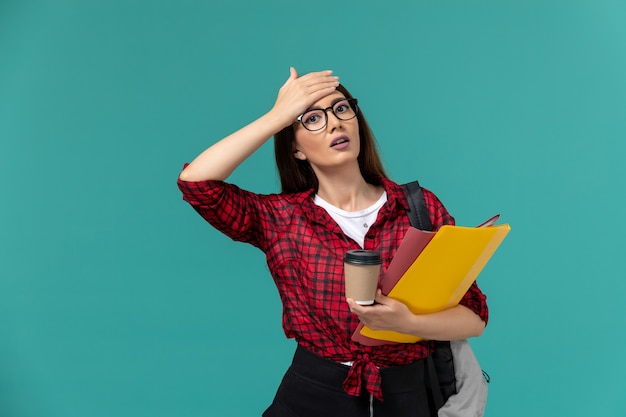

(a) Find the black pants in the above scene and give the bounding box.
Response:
[262,346,431,417]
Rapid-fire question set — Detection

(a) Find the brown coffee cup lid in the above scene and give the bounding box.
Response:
[344,249,382,265]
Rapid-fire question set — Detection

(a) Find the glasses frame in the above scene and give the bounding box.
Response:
[296,98,359,131]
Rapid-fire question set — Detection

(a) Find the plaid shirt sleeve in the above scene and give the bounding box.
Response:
[177,174,276,251]
[422,187,489,326]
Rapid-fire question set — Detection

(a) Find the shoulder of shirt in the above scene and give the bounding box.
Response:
[420,186,442,204]
[380,177,450,217]
[379,177,404,198]
[379,177,445,208]
[274,188,315,204]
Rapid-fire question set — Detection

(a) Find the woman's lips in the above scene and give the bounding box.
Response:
[330,136,350,149]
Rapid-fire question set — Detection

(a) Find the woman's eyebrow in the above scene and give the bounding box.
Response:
[304,97,348,112]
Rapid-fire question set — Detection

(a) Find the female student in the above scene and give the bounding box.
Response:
[177,68,488,417]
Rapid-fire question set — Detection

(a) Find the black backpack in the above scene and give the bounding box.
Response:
[402,181,457,414]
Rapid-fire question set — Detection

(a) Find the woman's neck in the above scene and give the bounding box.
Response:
[316,174,384,212]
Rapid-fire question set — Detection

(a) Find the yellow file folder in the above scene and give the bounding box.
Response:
[353,220,510,345]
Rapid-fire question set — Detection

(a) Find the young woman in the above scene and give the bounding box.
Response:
[177,68,488,417]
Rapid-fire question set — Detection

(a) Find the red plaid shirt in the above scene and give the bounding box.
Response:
[177,175,488,401]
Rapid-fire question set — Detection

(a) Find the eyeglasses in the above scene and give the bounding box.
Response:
[296,98,359,131]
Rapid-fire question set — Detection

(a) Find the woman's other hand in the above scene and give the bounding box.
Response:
[347,289,486,340]
[347,289,416,334]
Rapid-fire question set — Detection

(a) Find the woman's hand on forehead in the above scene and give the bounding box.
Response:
[271,67,340,124]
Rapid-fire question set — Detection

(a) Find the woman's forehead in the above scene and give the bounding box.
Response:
[310,92,347,108]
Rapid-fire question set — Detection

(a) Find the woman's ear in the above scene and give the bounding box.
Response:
[294,149,307,161]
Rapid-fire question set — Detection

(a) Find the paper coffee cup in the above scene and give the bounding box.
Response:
[344,249,382,305]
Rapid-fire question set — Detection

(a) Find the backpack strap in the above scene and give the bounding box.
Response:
[402,181,433,232]
[426,349,445,410]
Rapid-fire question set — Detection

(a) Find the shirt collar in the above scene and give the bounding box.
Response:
[292,178,409,230]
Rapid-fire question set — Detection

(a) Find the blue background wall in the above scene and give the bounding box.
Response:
[2,1,625,416]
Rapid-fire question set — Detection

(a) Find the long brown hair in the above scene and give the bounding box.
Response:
[274,84,388,193]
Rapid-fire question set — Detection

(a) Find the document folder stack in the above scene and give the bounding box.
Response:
[352,216,510,345]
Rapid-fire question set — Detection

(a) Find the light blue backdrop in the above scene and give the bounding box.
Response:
[2,1,625,416]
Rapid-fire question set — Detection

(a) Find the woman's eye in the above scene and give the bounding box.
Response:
[304,113,322,124]
[335,103,349,113]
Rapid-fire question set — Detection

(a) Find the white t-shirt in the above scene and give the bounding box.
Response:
[314,192,388,248]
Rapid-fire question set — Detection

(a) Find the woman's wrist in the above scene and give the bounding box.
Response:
[264,107,295,133]
[399,312,422,336]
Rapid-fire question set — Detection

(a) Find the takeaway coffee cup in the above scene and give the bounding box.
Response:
[344,249,382,305]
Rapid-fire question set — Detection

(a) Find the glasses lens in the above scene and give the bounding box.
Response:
[333,99,357,120]
[300,109,326,131]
